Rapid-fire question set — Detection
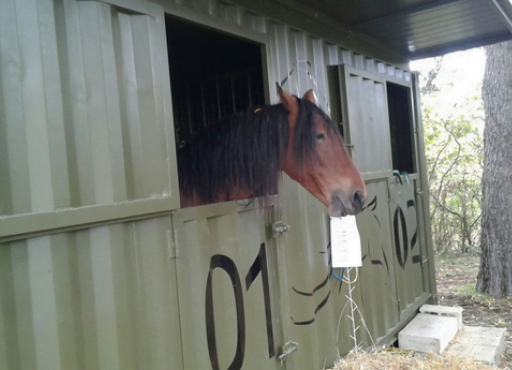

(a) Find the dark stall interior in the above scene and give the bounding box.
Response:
[387,82,416,174]
[165,16,266,148]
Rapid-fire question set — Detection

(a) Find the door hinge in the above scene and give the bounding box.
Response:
[167,229,179,259]
[278,341,298,364]
[272,221,290,238]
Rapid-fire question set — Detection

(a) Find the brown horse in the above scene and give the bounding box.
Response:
[177,84,366,216]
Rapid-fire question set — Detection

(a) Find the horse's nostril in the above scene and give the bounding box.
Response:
[353,190,365,210]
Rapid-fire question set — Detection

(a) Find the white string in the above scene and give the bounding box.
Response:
[336,267,376,353]
[346,267,360,351]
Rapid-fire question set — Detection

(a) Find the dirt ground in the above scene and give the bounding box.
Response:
[435,253,512,369]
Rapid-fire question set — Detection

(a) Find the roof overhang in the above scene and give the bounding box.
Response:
[292,0,512,59]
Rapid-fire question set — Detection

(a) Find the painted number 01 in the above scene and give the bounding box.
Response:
[205,243,275,370]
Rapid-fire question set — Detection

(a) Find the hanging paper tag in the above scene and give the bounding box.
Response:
[330,216,362,268]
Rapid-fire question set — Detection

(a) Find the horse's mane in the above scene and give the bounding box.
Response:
[177,97,337,203]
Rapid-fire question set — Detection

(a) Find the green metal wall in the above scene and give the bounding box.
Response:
[0,0,436,369]
[0,0,180,239]
[0,216,182,370]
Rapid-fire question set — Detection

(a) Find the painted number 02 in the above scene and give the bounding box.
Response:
[205,243,275,370]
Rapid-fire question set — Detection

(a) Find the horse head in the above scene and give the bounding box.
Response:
[278,84,367,216]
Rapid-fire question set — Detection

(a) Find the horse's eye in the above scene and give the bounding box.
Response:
[316,133,326,142]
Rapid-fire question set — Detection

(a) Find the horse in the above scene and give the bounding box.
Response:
[177,83,367,217]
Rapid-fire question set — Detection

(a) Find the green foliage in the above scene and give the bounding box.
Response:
[422,98,483,253]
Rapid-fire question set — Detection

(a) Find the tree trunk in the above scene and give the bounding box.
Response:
[476,41,512,298]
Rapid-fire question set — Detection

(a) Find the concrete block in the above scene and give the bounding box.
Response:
[445,326,507,366]
[420,304,464,330]
[399,313,459,354]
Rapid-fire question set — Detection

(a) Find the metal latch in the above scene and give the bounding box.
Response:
[345,143,355,156]
[272,221,290,238]
[278,341,298,364]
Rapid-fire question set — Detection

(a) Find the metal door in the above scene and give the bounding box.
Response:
[171,199,286,370]
[338,64,393,180]
[355,180,400,345]
[388,176,430,320]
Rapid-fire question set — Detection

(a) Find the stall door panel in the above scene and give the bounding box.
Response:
[356,180,400,342]
[388,178,429,320]
[339,65,393,178]
[279,176,337,370]
[173,202,284,370]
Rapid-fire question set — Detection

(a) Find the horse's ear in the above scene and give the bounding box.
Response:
[303,89,317,105]
[276,82,298,114]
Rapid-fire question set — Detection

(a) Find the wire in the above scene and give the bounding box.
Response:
[344,267,359,284]
[331,267,345,281]
[331,267,359,283]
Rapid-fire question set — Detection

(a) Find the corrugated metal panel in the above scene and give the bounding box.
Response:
[171,201,284,370]
[278,181,399,358]
[0,0,179,220]
[388,177,430,320]
[278,179,403,355]
[263,24,408,366]
[0,216,182,370]
[357,180,400,344]
[278,175,341,368]
[338,65,393,178]
[265,27,345,369]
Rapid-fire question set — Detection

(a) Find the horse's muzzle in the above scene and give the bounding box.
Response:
[328,189,366,217]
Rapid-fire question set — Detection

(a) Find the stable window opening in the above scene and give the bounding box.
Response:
[386,82,416,174]
[327,65,344,138]
[165,16,266,207]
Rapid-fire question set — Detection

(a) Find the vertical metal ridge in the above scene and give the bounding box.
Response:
[98,5,128,203]
[50,233,81,370]
[11,240,37,370]
[90,226,121,369]
[18,0,55,213]
[0,240,21,370]
[55,0,81,209]
[27,236,61,370]
[131,15,161,197]
[117,11,145,199]
[79,2,116,205]
[39,0,72,211]
[0,0,29,216]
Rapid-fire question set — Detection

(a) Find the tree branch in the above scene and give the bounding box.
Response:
[428,139,450,183]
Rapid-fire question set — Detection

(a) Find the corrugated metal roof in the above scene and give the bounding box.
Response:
[294,0,512,59]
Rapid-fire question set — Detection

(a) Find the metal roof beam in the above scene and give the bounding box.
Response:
[488,0,512,34]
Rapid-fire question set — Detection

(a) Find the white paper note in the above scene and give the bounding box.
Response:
[330,216,362,268]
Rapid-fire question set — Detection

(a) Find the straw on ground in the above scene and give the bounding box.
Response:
[332,350,499,370]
